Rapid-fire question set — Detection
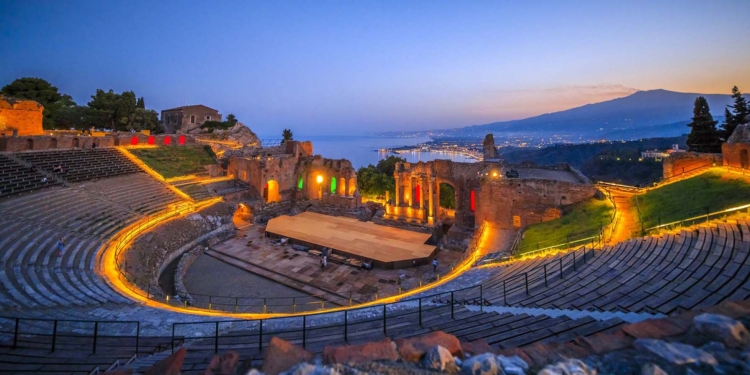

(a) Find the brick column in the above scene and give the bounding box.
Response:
[428,176,435,221]
[419,176,425,210]
[408,176,413,207]
[394,175,400,206]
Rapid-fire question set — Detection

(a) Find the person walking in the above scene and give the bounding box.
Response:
[432,258,438,272]
[323,256,327,269]
[57,238,65,257]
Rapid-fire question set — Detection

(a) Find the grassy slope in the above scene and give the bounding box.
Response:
[130,146,216,179]
[635,170,750,227]
[518,198,614,254]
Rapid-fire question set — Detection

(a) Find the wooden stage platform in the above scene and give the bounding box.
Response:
[265,212,437,269]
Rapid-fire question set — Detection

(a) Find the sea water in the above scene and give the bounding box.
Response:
[257,134,477,169]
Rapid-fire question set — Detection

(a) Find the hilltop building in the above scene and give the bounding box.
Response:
[161,104,221,133]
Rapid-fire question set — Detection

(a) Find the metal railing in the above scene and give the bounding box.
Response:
[0,316,140,354]
[491,246,596,305]
[169,284,485,354]
[642,203,750,234]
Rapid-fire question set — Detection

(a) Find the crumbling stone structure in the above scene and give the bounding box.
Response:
[0,132,196,152]
[0,96,43,136]
[161,104,221,133]
[663,151,722,179]
[228,140,360,209]
[722,123,750,170]
[385,135,596,246]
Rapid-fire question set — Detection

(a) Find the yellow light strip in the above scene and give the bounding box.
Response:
[116,147,195,202]
[98,215,493,318]
[197,176,233,185]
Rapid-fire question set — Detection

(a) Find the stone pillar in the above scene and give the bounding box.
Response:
[394,175,400,206]
[385,190,390,203]
[408,176,413,207]
[419,176,425,210]
[428,176,434,223]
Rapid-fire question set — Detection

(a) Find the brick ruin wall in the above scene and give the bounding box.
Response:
[663,152,722,179]
[723,143,750,170]
[475,178,597,230]
[228,142,359,209]
[0,98,44,136]
[0,133,196,152]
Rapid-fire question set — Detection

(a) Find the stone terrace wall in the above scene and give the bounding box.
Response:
[663,152,722,179]
[121,202,235,294]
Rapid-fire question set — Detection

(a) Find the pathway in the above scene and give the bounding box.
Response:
[607,189,638,244]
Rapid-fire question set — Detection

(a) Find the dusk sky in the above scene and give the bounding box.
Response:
[2,1,749,135]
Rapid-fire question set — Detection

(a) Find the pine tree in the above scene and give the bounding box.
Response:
[686,96,720,153]
[282,128,293,142]
[721,86,750,140]
[136,97,145,109]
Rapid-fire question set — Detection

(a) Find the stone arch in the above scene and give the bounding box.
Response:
[438,182,457,210]
[72,138,80,148]
[348,178,356,196]
[0,137,6,152]
[330,176,337,194]
[741,149,749,169]
[338,177,346,195]
[49,138,57,149]
[264,180,280,203]
[25,138,33,150]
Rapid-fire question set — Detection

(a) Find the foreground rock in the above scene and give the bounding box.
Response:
[262,337,314,375]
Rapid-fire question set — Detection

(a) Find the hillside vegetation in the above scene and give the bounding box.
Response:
[130,145,216,178]
[636,170,750,229]
[518,198,614,254]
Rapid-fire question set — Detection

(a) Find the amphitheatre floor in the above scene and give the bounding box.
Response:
[205,223,463,304]
[184,255,303,299]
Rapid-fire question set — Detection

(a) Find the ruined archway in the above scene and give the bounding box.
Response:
[49,138,57,149]
[72,138,80,148]
[741,149,749,169]
[439,183,456,210]
[348,178,356,197]
[330,177,337,194]
[264,180,280,203]
[339,177,346,195]
[25,138,33,150]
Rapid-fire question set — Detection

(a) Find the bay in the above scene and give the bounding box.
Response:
[257,134,478,169]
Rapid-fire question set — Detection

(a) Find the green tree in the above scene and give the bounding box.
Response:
[226,114,237,125]
[136,97,145,109]
[282,128,293,141]
[686,96,721,153]
[721,86,750,140]
[1,77,76,129]
[375,155,406,176]
[87,89,157,131]
[51,105,88,130]
[439,183,456,209]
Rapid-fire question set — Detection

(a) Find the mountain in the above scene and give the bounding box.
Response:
[438,89,746,138]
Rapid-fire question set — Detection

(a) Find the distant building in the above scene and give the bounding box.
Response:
[641,144,685,161]
[160,105,221,133]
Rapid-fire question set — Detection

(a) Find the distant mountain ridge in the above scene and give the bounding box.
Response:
[435,89,748,138]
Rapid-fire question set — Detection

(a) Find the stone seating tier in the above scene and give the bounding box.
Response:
[0,174,182,313]
[482,219,750,315]
[14,148,141,183]
[0,154,61,198]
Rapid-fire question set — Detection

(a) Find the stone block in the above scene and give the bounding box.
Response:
[322,338,399,365]
[145,347,186,375]
[395,331,463,361]
[461,338,495,356]
[460,353,499,375]
[537,359,593,375]
[575,329,634,354]
[423,345,454,371]
[633,339,718,366]
[204,351,239,375]
[692,313,750,348]
[262,337,314,375]
[622,317,687,339]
